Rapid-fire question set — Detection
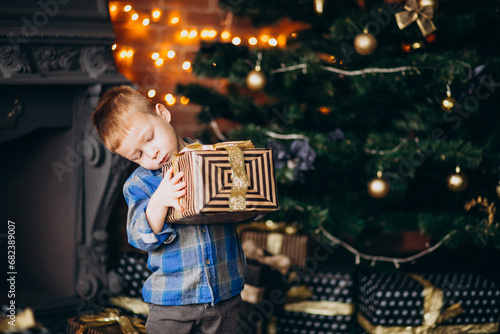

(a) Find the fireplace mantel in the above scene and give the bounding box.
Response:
[0,0,132,321]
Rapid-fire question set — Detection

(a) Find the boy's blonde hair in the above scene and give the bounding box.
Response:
[91,85,156,153]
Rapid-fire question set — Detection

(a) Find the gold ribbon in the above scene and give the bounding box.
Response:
[237,220,299,235]
[285,300,355,316]
[110,296,149,316]
[166,140,255,216]
[357,274,500,334]
[395,0,436,37]
[0,308,39,332]
[76,308,146,334]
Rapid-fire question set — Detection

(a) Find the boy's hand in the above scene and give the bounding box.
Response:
[146,167,186,233]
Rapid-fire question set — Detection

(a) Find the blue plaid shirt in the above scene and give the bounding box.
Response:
[123,166,246,306]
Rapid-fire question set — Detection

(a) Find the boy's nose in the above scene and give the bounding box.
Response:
[147,147,159,160]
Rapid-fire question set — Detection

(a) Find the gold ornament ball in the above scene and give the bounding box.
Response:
[354,33,377,56]
[446,172,468,192]
[246,70,267,91]
[441,96,456,111]
[367,176,390,199]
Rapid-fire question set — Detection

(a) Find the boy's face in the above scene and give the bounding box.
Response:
[115,104,186,170]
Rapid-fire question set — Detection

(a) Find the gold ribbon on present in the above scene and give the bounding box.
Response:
[167,140,255,219]
[357,274,500,334]
[76,308,146,334]
[285,300,355,316]
[110,296,149,316]
[395,0,436,37]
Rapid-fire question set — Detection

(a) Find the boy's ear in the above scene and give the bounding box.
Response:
[155,103,171,122]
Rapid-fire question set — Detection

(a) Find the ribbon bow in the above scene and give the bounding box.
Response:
[395,0,437,37]
[76,308,146,334]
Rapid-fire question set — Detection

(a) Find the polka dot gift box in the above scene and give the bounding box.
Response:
[115,252,150,300]
[357,272,500,333]
[276,261,356,334]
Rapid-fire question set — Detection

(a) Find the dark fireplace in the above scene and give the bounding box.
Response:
[0,1,130,332]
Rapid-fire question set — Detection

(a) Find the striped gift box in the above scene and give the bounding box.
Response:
[163,147,279,224]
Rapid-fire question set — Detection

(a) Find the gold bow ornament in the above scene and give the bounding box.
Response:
[395,0,437,37]
[357,273,500,334]
[71,308,146,334]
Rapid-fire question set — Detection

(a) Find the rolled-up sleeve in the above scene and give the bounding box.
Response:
[123,169,177,252]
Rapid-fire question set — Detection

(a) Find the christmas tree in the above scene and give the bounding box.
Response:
[176,0,500,260]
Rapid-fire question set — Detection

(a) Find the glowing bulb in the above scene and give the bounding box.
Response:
[248,37,258,45]
[151,52,160,60]
[167,50,176,58]
[171,17,179,24]
[165,94,176,105]
[131,13,138,21]
[455,166,461,173]
[208,30,217,38]
[180,30,188,37]
[119,50,127,58]
[148,90,156,98]
[201,29,209,38]
[232,37,241,45]
[110,5,117,12]
[111,44,117,50]
[188,29,197,38]
[142,18,150,26]
[268,38,278,47]
[180,96,189,105]
[167,97,176,106]
[260,34,270,43]
[152,10,161,19]
[126,50,133,57]
[182,61,191,70]
[124,5,132,12]
[221,31,230,39]
[155,58,164,66]
[277,35,287,46]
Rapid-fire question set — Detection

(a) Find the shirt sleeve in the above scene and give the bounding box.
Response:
[123,171,177,252]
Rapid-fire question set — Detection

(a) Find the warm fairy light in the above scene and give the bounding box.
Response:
[180,96,189,105]
[152,10,161,19]
[131,13,138,21]
[180,30,189,37]
[111,44,117,50]
[277,35,287,47]
[142,18,150,26]
[124,5,132,12]
[260,34,270,43]
[232,37,241,45]
[151,52,160,60]
[110,5,117,12]
[208,30,217,38]
[167,50,176,58]
[221,31,230,39]
[167,97,176,106]
[148,90,156,98]
[182,61,191,70]
[155,58,164,66]
[188,29,197,38]
[248,37,258,45]
[455,166,461,173]
[126,50,133,57]
[201,29,209,38]
[119,50,127,58]
[268,38,278,47]
[165,94,176,105]
[171,17,180,24]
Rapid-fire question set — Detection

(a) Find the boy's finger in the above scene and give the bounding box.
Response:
[171,171,184,183]
[173,189,187,198]
[172,182,186,191]
[172,199,183,212]
[164,167,174,180]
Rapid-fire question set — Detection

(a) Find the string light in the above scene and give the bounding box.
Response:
[317,223,457,267]
[188,29,197,38]
[131,13,138,21]
[268,38,278,47]
[124,5,132,12]
[142,18,150,26]
[148,90,156,98]
[167,50,176,59]
[152,10,161,20]
[182,61,191,70]
[109,5,117,12]
[221,31,231,39]
[208,30,217,38]
[180,30,188,37]
[260,34,270,43]
[151,52,159,60]
[270,63,424,76]
[180,96,190,105]
[232,37,241,45]
[155,58,164,66]
[165,94,176,105]
[126,50,133,57]
[171,17,180,24]
[248,37,258,45]
[111,44,117,50]
[119,50,127,58]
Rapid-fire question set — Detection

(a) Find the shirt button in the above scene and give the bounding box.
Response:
[201,228,207,233]
[205,259,211,265]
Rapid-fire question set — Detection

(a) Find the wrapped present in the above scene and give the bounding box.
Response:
[357,272,500,333]
[162,141,279,224]
[275,260,356,334]
[0,308,51,334]
[238,220,310,267]
[115,252,150,300]
[67,308,145,334]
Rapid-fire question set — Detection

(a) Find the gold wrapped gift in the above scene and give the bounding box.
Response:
[68,308,146,334]
[163,141,279,224]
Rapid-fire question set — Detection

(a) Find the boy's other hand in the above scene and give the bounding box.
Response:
[151,167,186,212]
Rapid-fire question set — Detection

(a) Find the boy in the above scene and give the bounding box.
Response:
[91,85,246,333]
